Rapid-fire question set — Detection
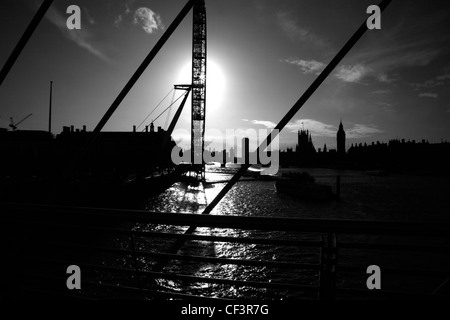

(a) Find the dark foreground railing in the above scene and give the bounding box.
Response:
[1,203,450,300]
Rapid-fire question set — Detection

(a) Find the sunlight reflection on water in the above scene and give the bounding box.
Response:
[134,169,323,298]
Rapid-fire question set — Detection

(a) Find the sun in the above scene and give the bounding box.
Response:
[177,60,226,110]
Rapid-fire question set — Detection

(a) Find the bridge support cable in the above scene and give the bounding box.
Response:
[151,91,190,124]
[0,0,54,87]
[137,88,174,131]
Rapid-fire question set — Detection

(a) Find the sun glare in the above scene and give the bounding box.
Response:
[177,60,226,110]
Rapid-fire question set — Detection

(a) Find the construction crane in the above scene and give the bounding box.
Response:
[138,84,191,134]
[9,113,32,131]
[159,85,191,151]
[168,85,191,136]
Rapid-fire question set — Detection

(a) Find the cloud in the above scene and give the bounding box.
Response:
[333,64,399,84]
[281,3,446,86]
[83,7,96,25]
[411,79,443,90]
[377,102,393,108]
[346,124,384,139]
[114,15,123,28]
[334,65,398,84]
[334,32,444,85]
[46,7,109,62]
[276,12,329,49]
[376,73,396,83]
[411,68,450,90]
[332,48,440,84]
[353,40,442,69]
[382,49,442,68]
[284,58,325,75]
[125,2,132,15]
[418,92,439,99]
[114,1,134,28]
[286,119,337,137]
[371,90,392,95]
[335,64,370,83]
[375,101,395,114]
[133,8,164,34]
[244,119,382,139]
[243,119,277,129]
[284,58,396,84]
[437,70,450,81]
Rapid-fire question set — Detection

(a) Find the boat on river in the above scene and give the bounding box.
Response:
[275,172,334,201]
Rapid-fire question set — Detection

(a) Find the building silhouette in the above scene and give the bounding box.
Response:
[278,129,316,167]
[242,137,250,165]
[0,125,176,183]
[296,129,316,157]
[337,120,346,156]
[279,119,450,173]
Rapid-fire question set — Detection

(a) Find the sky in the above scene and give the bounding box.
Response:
[1,0,450,151]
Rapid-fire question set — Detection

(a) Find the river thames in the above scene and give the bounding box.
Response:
[117,166,450,299]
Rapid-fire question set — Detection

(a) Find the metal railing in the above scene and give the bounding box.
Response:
[2,202,450,300]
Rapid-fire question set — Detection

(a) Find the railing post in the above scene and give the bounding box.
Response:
[319,233,338,300]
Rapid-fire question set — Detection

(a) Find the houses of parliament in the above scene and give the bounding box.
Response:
[280,121,450,173]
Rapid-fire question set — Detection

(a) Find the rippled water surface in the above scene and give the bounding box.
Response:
[122,167,450,298]
[145,167,450,221]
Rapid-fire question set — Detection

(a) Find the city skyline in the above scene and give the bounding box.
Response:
[1,0,450,151]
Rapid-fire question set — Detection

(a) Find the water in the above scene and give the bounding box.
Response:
[123,166,450,299]
[145,166,450,221]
